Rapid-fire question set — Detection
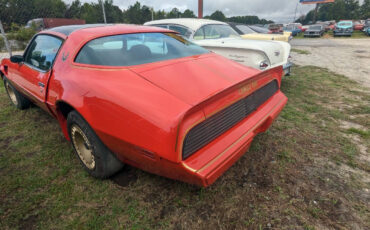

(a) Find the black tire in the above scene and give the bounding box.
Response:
[3,78,31,110]
[67,111,124,179]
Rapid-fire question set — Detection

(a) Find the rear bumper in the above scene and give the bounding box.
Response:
[283,62,293,76]
[179,91,287,187]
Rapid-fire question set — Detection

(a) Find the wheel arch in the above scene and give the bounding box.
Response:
[55,100,77,141]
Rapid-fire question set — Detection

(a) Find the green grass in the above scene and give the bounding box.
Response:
[291,48,311,55]
[347,128,370,139]
[1,66,369,229]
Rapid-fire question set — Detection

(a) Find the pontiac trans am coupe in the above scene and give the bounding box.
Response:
[0,24,287,187]
[144,19,293,76]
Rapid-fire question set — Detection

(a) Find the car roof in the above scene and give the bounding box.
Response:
[46,24,113,36]
[144,18,227,32]
[43,24,174,38]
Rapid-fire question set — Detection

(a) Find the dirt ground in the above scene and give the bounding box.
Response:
[291,38,370,90]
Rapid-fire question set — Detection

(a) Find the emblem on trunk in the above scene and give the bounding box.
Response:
[274,51,280,56]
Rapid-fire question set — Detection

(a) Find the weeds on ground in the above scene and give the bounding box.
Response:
[0,66,369,229]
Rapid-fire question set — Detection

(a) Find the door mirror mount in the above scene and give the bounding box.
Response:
[10,55,24,64]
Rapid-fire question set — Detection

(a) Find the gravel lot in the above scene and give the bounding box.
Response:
[291,38,370,90]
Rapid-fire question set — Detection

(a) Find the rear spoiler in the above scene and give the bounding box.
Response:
[185,66,283,116]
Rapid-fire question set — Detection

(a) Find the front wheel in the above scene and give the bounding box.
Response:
[67,111,124,178]
[4,79,31,110]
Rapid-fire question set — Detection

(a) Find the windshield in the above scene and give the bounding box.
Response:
[365,20,370,26]
[194,24,240,40]
[338,22,352,26]
[75,33,209,67]
[235,25,255,34]
[309,26,322,30]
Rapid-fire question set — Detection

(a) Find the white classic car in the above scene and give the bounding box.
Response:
[144,18,292,75]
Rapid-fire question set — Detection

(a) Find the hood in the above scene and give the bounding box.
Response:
[130,54,261,105]
[194,38,290,67]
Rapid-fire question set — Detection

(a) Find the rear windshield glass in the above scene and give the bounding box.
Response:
[235,25,255,34]
[75,32,209,66]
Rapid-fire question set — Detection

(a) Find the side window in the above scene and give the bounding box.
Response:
[193,28,205,40]
[168,25,192,38]
[24,35,63,71]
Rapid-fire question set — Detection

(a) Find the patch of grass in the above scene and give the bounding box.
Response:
[291,48,311,55]
[1,66,370,229]
[346,128,370,139]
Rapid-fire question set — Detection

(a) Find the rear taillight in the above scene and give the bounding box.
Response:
[259,61,269,70]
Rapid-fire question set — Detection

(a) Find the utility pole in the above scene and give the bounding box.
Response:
[312,3,319,24]
[0,20,12,57]
[198,0,203,18]
[293,2,299,22]
[151,8,154,21]
[101,0,107,24]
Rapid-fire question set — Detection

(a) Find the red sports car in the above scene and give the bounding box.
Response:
[0,24,287,187]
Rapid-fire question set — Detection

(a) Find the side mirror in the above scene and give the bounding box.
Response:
[10,55,24,64]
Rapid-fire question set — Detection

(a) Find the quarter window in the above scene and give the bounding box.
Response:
[24,35,63,71]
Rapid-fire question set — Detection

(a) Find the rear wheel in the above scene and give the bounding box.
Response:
[67,111,124,178]
[4,79,31,110]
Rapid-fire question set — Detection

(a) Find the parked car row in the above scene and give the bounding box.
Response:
[0,20,290,187]
[145,19,292,75]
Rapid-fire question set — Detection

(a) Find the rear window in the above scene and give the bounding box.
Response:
[235,25,255,34]
[75,33,209,66]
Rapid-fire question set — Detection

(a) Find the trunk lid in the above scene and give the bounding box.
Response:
[194,38,289,67]
[130,54,261,105]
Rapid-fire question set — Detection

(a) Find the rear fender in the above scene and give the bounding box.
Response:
[202,46,270,70]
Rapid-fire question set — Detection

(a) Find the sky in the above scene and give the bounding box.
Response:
[64,0,364,23]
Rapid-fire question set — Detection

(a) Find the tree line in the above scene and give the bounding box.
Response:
[297,0,370,24]
[0,0,273,30]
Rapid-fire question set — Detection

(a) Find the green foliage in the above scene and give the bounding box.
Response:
[0,36,4,50]
[228,16,274,25]
[8,23,37,42]
[0,0,273,31]
[297,0,369,24]
[209,10,227,21]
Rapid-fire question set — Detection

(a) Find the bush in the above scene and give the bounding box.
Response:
[8,28,36,43]
[6,23,37,50]
[0,36,4,51]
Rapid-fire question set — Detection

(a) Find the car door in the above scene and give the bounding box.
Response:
[14,34,63,109]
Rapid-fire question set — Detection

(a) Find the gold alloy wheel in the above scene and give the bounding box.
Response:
[71,125,96,170]
[5,82,18,106]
